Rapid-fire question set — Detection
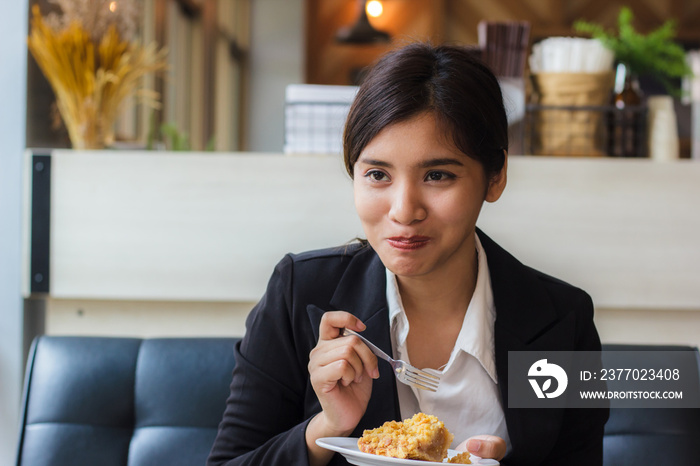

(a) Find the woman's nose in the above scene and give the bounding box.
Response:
[388,183,427,225]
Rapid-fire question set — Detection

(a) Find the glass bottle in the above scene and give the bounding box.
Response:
[614,62,643,108]
[608,63,645,157]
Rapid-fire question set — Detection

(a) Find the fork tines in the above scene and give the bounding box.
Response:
[404,368,440,392]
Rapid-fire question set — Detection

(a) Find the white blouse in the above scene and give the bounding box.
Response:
[386,234,511,452]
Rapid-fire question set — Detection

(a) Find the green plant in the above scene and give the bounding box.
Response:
[160,122,191,151]
[145,112,216,151]
[574,7,692,94]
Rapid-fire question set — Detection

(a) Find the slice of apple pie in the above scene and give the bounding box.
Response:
[357,413,454,462]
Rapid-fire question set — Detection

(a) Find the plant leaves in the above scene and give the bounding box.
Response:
[573,6,693,94]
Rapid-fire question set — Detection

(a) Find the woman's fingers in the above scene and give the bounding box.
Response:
[456,435,506,461]
[347,335,380,380]
[314,311,379,379]
[310,342,365,385]
[312,358,371,392]
[309,330,379,382]
[318,310,366,340]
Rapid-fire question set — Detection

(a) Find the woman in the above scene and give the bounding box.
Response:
[208,42,608,466]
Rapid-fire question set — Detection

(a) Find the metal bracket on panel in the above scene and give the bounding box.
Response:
[30,153,51,294]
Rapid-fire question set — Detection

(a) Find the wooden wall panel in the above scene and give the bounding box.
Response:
[307,0,700,85]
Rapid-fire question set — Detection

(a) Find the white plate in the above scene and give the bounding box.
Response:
[316,437,500,465]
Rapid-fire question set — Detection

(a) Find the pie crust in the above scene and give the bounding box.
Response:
[357,413,454,462]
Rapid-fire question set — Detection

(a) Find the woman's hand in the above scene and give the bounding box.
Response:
[305,311,380,466]
[456,435,506,461]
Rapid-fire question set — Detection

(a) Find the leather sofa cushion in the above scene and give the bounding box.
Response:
[17,336,238,466]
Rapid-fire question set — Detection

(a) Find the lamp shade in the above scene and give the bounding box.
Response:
[336,0,390,44]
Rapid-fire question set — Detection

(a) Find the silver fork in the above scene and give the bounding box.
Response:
[341,328,440,392]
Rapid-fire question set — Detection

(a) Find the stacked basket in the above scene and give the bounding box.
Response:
[529,38,615,156]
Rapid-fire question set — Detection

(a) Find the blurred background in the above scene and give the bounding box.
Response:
[3,0,700,464]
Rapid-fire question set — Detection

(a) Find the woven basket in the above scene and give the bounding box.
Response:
[531,72,615,156]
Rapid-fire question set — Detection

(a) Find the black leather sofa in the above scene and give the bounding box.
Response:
[16,337,700,466]
[601,344,700,466]
[16,336,239,466]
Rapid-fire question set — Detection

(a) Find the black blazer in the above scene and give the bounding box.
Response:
[208,230,609,466]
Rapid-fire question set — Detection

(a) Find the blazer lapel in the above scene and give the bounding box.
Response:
[478,230,565,464]
[306,245,401,434]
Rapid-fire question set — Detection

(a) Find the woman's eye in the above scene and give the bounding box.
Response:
[366,170,388,181]
[425,171,453,181]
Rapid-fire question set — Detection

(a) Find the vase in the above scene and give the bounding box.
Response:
[56,96,116,150]
[647,95,679,161]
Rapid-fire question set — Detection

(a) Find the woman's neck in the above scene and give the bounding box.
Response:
[395,246,479,370]
[396,245,479,322]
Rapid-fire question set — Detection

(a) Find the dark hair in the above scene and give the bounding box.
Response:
[343,42,508,179]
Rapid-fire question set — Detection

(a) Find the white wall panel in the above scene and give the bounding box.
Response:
[48,151,362,301]
[478,156,700,310]
[43,152,700,311]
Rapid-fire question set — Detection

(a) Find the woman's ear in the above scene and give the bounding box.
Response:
[485,150,508,203]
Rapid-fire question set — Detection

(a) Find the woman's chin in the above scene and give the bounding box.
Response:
[383,256,431,278]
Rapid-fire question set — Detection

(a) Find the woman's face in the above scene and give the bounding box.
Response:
[353,112,506,279]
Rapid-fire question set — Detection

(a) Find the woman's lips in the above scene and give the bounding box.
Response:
[386,236,431,250]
